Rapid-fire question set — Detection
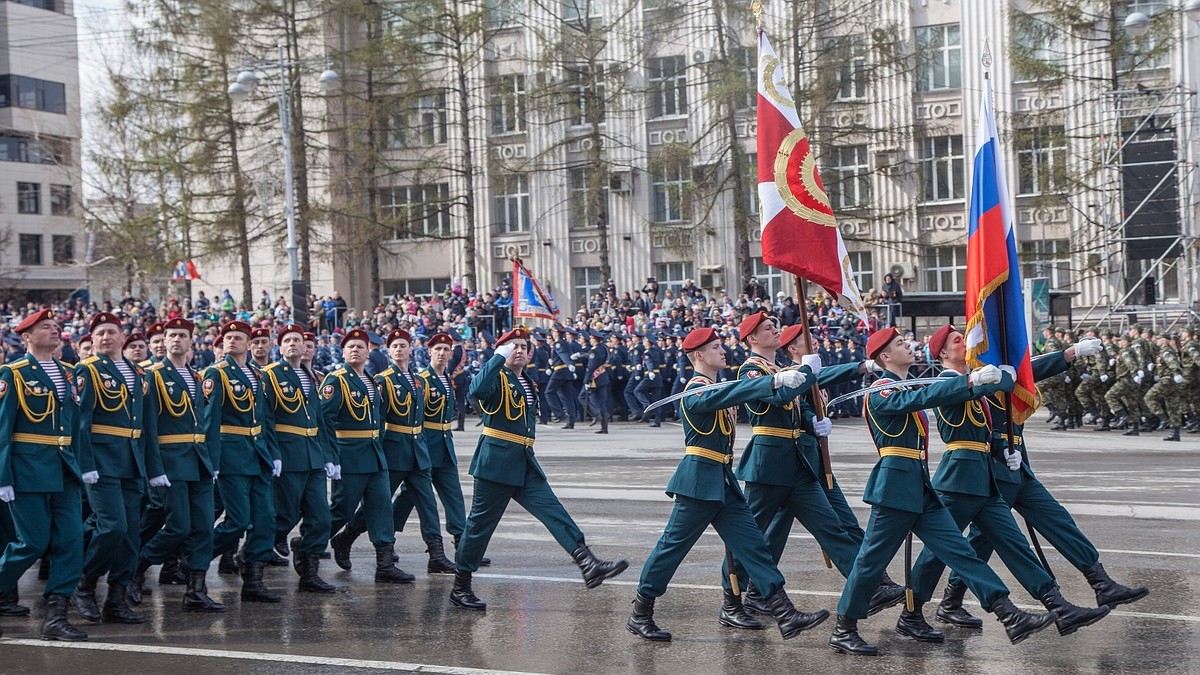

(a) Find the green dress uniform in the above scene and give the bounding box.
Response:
[322,366,395,547]
[140,360,216,572]
[203,356,278,564]
[262,360,332,557]
[837,370,1012,620]
[0,357,84,599]
[455,353,586,572]
[76,354,162,587]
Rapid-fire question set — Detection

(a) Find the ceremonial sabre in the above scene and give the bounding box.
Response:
[642,378,740,414]
[824,377,947,409]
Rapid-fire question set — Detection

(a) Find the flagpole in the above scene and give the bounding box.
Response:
[795,275,835,570]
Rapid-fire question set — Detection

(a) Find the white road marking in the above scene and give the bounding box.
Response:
[0,639,551,674]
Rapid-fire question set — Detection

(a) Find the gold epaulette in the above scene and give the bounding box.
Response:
[7,358,31,370]
[418,370,431,379]
[379,367,394,378]
[139,359,154,368]
[146,362,165,372]
[213,361,231,369]
[81,356,100,365]
[262,362,281,372]
[738,357,774,375]
[330,368,346,377]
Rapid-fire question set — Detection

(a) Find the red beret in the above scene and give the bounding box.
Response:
[219,321,253,338]
[866,327,899,360]
[89,312,122,333]
[163,317,195,333]
[276,323,305,345]
[682,327,720,352]
[303,331,317,342]
[78,333,92,346]
[341,328,370,348]
[779,324,807,349]
[386,328,412,346]
[146,322,166,338]
[250,327,272,340]
[737,312,773,342]
[496,327,529,345]
[428,333,454,348]
[14,309,55,334]
[928,324,957,360]
[123,332,146,349]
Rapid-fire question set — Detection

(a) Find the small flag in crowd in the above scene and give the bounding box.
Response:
[511,258,559,322]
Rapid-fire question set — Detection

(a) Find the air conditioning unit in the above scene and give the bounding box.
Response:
[700,265,724,289]
[887,262,909,280]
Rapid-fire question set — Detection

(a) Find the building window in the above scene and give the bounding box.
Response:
[568,167,608,228]
[1011,12,1066,83]
[915,24,961,92]
[17,181,40,214]
[491,173,530,233]
[848,250,874,295]
[565,65,605,126]
[379,184,452,239]
[14,0,60,10]
[647,55,687,118]
[1016,127,1067,195]
[1118,2,1171,72]
[1020,239,1071,289]
[825,145,870,209]
[742,151,759,216]
[919,135,964,202]
[485,0,521,26]
[750,257,784,299]
[730,46,756,110]
[0,75,67,114]
[19,233,42,265]
[52,234,74,265]
[824,35,867,100]
[49,184,71,215]
[651,158,690,224]
[563,0,602,21]
[382,91,447,148]
[0,134,63,164]
[381,277,453,297]
[923,245,967,292]
[489,74,526,134]
[574,266,602,311]
[653,261,694,296]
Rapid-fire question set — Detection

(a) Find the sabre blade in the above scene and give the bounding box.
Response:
[824,376,947,409]
[642,379,739,414]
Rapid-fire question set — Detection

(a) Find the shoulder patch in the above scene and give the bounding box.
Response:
[746,369,761,378]
[202,378,215,396]
[0,379,7,399]
[321,383,335,399]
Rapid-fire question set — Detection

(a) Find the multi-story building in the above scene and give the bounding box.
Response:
[0,0,85,303]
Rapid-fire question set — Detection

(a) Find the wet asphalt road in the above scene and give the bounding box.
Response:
[2,417,1197,673]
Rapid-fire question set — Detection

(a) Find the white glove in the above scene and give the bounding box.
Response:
[811,417,832,437]
[272,459,283,477]
[1153,375,1160,383]
[969,364,1002,387]
[647,371,656,380]
[999,365,1016,380]
[1137,369,1145,379]
[800,354,822,376]
[1100,374,1109,383]
[495,344,516,359]
[332,465,342,481]
[213,471,219,483]
[773,369,808,389]
[1005,449,1022,472]
[324,462,336,479]
[82,471,99,485]
[1147,362,1155,372]
[1081,373,1091,381]
[1108,358,1116,366]
[863,359,881,373]
[1174,374,1184,384]
[1064,375,1071,384]
[568,365,576,374]
[1133,375,1143,385]
[570,352,582,360]
[149,475,171,488]
[0,486,13,503]
[1074,338,1102,358]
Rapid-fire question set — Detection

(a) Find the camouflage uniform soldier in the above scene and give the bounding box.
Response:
[1087,331,1120,431]
[1144,335,1186,441]
[1074,329,1105,425]
[1104,334,1146,435]
[1038,328,1068,427]
[1180,328,1200,433]
[1055,328,1083,429]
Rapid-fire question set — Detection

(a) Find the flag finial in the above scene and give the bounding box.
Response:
[981,40,992,79]
[751,0,762,27]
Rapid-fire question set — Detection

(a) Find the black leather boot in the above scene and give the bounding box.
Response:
[426,537,456,574]
[182,570,225,612]
[129,558,151,606]
[628,592,671,641]
[596,413,609,434]
[867,580,907,616]
[290,537,305,575]
[1094,415,1111,432]
[267,545,290,567]
[989,596,1055,644]
[330,525,365,571]
[374,544,415,583]
[0,588,30,616]
[70,575,101,623]
[160,552,188,584]
[896,603,944,642]
[299,555,337,593]
[718,589,763,629]
[1122,420,1140,436]
[1083,562,1149,608]
[742,581,772,615]
[240,562,282,603]
[828,614,877,655]
[571,544,628,588]
[217,549,239,575]
[1040,586,1110,636]
[1164,427,1181,441]
[935,578,982,628]
[274,538,290,561]
[453,535,489,567]
[767,587,829,639]
[450,570,486,610]
[41,594,87,642]
[102,584,145,624]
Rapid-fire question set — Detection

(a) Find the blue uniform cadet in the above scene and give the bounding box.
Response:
[581,330,612,434]
[449,327,627,612]
[628,326,829,643]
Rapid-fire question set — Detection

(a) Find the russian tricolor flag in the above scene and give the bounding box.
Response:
[964,79,1037,424]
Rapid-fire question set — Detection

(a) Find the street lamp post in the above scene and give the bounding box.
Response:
[228,46,338,322]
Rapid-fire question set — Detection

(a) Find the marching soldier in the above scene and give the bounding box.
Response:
[627,326,827,643]
[73,312,165,625]
[136,317,223,612]
[0,309,88,640]
[581,329,611,434]
[1075,329,1110,427]
[324,329,414,584]
[1181,327,1200,432]
[1144,334,1186,441]
[204,320,282,603]
[249,327,273,369]
[634,333,665,428]
[623,332,645,422]
[829,327,1055,656]
[262,323,338,593]
[905,325,1109,642]
[77,333,94,361]
[1104,334,1146,435]
[122,332,148,366]
[145,322,166,365]
[568,327,588,424]
[450,327,626,611]
[529,330,551,425]
[545,326,576,428]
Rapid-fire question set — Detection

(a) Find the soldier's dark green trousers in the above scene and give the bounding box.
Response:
[142,478,215,571]
[0,478,83,597]
[273,469,331,556]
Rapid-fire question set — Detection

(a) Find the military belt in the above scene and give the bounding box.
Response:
[158,433,204,445]
[751,425,804,439]
[552,365,570,371]
[93,424,142,439]
[11,432,71,447]
[220,424,263,437]
[482,427,535,447]
[276,424,319,438]
[945,441,989,453]
[423,421,453,431]
[335,429,380,440]
[384,423,422,435]
[685,446,732,464]
[878,446,926,461]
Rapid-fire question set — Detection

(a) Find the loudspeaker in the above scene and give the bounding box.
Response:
[291,280,310,326]
[1144,275,1156,305]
